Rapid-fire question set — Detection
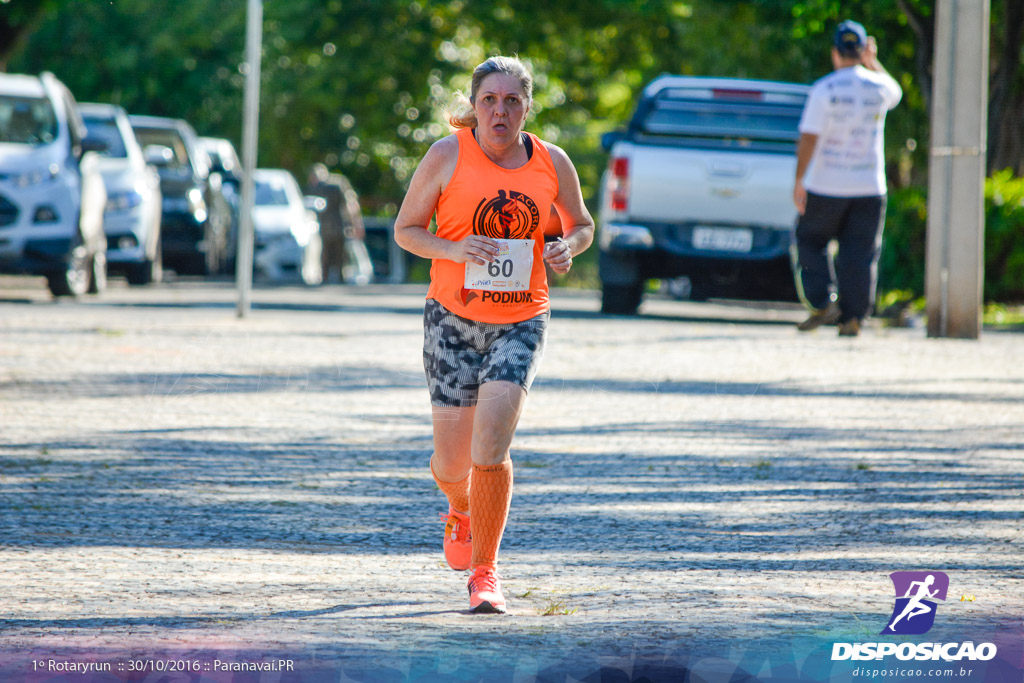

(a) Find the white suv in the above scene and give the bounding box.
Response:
[0,72,107,296]
[81,103,162,286]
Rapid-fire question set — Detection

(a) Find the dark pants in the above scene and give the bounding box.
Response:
[321,232,346,283]
[796,192,887,322]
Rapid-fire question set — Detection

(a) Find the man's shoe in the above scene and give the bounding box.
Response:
[467,566,507,614]
[797,302,841,331]
[440,506,471,571]
[838,318,861,337]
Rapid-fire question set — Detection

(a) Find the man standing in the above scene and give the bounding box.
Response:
[307,163,373,285]
[793,20,902,337]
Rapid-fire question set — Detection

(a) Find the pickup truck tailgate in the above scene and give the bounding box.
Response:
[628,145,798,229]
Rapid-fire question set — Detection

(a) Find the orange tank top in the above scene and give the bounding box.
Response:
[426,127,559,323]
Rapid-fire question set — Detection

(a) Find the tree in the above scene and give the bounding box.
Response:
[986,0,1024,174]
[789,0,1024,175]
[0,0,62,71]
[10,0,1024,207]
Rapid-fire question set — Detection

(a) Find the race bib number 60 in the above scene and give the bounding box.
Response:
[464,238,534,292]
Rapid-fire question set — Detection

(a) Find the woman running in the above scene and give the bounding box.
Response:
[394,55,594,613]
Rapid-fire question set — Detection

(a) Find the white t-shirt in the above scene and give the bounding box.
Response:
[798,65,902,197]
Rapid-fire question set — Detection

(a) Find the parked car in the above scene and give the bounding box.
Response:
[251,168,322,285]
[200,136,242,185]
[129,115,231,276]
[80,103,162,286]
[0,71,107,297]
[200,136,242,271]
[598,76,810,313]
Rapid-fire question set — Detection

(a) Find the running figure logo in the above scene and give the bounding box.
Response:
[473,190,539,240]
[882,571,949,635]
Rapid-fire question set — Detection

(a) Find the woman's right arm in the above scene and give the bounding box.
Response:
[394,137,498,266]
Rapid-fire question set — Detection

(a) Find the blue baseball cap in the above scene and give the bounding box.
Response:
[834,20,867,57]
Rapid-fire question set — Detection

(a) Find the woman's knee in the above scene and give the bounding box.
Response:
[471,382,525,464]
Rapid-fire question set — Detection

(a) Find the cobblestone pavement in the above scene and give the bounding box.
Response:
[0,277,1022,679]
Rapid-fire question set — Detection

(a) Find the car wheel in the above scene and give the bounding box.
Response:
[600,281,644,315]
[87,250,107,295]
[126,260,153,286]
[688,279,711,302]
[47,244,90,297]
[180,251,210,276]
[126,243,162,286]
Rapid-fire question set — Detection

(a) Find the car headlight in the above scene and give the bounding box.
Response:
[10,164,60,188]
[105,190,143,213]
[186,187,207,222]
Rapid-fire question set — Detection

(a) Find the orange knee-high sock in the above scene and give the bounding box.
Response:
[469,460,513,570]
[430,457,470,514]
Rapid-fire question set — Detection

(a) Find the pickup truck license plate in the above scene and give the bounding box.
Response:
[692,226,753,252]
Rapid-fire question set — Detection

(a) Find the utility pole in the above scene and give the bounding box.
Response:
[236,0,263,318]
[925,0,989,339]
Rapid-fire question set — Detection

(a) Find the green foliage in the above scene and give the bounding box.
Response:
[984,170,1024,301]
[786,0,932,183]
[878,186,928,296]
[538,599,577,616]
[7,0,905,212]
[983,302,1024,328]
[881,173,1024,304]
[0,0,63,66]
[9,1,248,143]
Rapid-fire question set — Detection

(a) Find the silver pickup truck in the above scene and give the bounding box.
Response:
[598,76,810,314]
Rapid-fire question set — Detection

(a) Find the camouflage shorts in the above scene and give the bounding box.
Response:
[423,299,548,407]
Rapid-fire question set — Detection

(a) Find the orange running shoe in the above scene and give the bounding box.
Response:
[467,566,506,614]
[440,506,471,571]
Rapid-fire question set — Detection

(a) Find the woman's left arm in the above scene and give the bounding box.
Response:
[542,143,595,274]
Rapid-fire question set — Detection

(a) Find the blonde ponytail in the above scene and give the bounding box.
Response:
[447,91,477,130]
